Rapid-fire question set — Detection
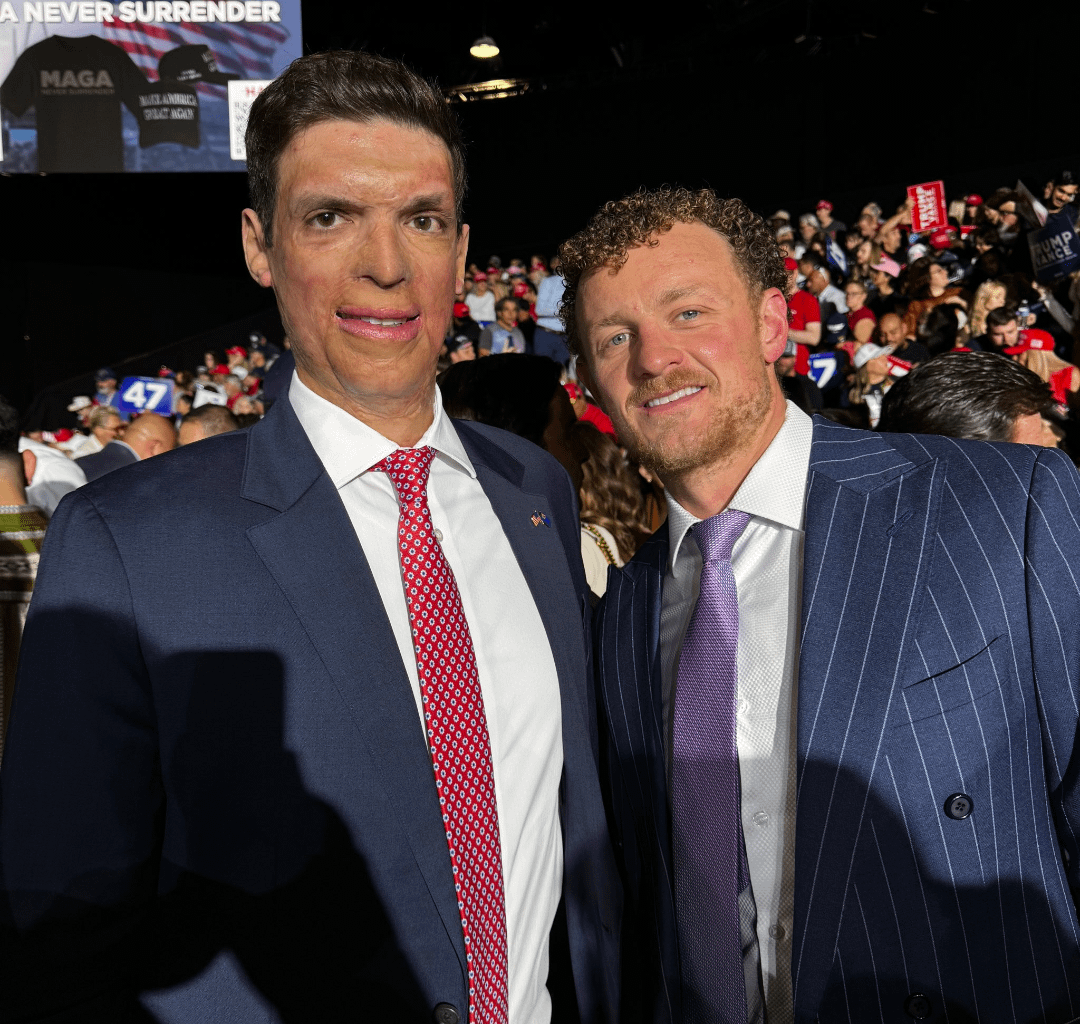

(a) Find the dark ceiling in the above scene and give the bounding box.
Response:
[4,0,1078,409]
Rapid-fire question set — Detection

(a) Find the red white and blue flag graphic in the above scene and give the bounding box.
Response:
[99,17,289,84]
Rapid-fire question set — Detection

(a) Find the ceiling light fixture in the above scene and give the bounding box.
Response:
[445,78,537,103]
[469,36,500,59]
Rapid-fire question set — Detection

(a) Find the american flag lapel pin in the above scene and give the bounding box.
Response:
[531,510,551,527]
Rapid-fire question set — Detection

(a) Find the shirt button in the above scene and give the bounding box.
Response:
[434,528,444,542]
[736,697,749,714]
[769,924,785,940]
[752,811,770,828]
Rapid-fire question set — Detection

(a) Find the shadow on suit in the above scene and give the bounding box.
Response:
[608,749,1080,1023]
[800,759,1080,1023]
[2,611,602,1024]
[1,614,427,1023]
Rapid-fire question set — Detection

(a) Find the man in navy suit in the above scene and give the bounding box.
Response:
[0,52,619,1023]
[558,187,1080,1022]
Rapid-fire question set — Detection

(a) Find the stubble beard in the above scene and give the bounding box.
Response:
[617,363,774,482]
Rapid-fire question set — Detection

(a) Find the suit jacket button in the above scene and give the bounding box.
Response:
[944,792,973,820]
[904,993,932,1019]
[433,1004,460,1024]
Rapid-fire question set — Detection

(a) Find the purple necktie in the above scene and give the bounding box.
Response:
[672,509,756,1024]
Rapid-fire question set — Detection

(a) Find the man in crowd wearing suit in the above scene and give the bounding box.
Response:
[74,410,176,482]
[0,51,618,1024]
[559,186,1080,1023]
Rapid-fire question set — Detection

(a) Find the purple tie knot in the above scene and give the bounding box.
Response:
[694,508,750,565]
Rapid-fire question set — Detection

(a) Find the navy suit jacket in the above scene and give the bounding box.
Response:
[0,396,621,1023]
[75,439,138,483]
[595,419,1080,1023]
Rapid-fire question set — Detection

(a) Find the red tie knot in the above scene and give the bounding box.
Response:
[379,446,436,501]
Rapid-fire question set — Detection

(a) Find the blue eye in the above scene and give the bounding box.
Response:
[609,331,630,347]
[678,310,700,321]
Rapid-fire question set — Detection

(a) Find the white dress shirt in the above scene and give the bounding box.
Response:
[289,374,564,1024]
[660,401,813,1024]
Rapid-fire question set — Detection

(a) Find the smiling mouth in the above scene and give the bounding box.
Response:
[645,386,702,408]
[338,313,419,327]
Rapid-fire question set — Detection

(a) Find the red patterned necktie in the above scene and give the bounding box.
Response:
[377,446,509,1024]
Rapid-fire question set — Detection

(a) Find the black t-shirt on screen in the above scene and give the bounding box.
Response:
[1,35,146,172]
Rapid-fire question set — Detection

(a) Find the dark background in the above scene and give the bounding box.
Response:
[3,0,1077,418]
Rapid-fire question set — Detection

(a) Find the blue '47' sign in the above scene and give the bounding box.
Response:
[807,352,840,389]
[117,377,175,419]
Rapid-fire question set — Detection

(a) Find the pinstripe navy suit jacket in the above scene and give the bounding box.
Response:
[595,418,1080,1024]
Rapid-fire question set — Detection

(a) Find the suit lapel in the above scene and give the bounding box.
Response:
[792,422,945,1015]
[240,400,466,968]
[596,528,669,843]
[598,529,685,1014]
[460,430,589,741]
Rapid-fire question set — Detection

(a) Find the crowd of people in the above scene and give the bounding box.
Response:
[770,180,1080,446]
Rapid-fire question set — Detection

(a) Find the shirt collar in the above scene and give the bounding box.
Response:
[667,401,814,578]
[288,371,476,490]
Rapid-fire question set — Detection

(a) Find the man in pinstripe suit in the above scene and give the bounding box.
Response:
[559,186,1080,1023]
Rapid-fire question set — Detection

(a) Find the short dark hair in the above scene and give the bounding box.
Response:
[557,187,786,357]
[182,403,240,437]
[878,351,1053,441]
[985,189,1020,212]
[495,296,518,316]
[245,50,467,246]
[919,305,964,357]
[438,355,563,448]
[0,394,19,455]
[985,306,1018,331]
[1052,169,1078,187]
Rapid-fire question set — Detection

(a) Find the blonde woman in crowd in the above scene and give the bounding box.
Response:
[969,279,1007,339]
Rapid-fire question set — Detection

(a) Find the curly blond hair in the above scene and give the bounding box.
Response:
[557,187,787,357]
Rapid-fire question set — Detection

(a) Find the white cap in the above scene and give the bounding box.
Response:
[853,343,895,369]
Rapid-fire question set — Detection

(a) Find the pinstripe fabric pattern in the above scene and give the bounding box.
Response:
[596,418,1080,1024]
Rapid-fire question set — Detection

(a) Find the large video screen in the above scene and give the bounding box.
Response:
[0,0,302,172]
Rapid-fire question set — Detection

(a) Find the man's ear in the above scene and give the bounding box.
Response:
[759,287,790,366]
[242,209,274,289]
[455,223,471,293]
[21,448,36,487]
